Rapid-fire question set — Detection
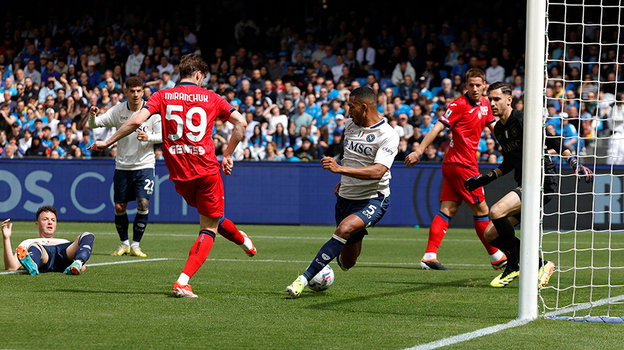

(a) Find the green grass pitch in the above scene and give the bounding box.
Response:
[1,222,622,349]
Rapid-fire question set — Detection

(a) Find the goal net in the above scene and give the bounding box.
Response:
[540,0,624,322]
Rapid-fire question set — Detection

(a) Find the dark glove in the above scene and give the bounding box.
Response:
[464,171,497,191]
[567,157,594,183]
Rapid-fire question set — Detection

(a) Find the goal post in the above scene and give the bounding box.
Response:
[518,0,547,321]
[524,0,624,323]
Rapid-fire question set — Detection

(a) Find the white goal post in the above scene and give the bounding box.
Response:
[522,0,624,323]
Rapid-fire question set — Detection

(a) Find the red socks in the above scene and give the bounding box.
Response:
[182,230,216,278]
[474,215,498,255]
[425,212,451,254]
[218,217,245,245]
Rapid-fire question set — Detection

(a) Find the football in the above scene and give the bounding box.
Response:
[308,265,335,291]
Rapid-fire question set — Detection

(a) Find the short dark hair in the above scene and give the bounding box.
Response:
[179,53,209,80]
[125,76,144,89]
[36,206,57,220]
[487,82,513,95]
[349,86,377,106]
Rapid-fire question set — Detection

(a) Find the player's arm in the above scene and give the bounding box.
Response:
[322,157,388,180]
[404,121,446,167]
[89,108,150,151]
[88,106,117,129]
[546,129,593,183]
[2,219,20,271]
[137,116,163,143]
[222,110,248,175]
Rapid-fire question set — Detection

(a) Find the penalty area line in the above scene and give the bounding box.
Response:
[0,258,170,275]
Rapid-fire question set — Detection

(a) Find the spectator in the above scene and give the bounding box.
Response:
[264,142,285,161]
[126,45,145,77]
[391,60,416,86]
[284,146,299,162]
[421,144,443,162]
[291,101,314,131]
[295,138,317,161]
[356,38,375,71]
[485,57,505,83]
[25,136,47,157]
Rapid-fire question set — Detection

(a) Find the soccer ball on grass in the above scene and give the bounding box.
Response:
[307,265,334,291]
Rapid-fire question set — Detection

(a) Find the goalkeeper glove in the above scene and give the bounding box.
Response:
[464,171,498,191]
[567,156,594,183]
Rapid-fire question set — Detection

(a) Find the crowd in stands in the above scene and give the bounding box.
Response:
[0,2,614,164]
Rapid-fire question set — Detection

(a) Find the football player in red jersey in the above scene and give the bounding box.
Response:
[405,68,507,271]
[90,54,252,297]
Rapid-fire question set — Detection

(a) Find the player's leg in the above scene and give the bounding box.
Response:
[130,169,155,257]
[171,174,223,298]
[286,214,366,298]
[16,243,48,275]
[286,194,388,297]
[63,232,95,275]
[466,200,507,269]
[129,197,150,257]
[217,216,256,257]
[421,200,458,270]
[112,170,130,256]
[487,190,522,287]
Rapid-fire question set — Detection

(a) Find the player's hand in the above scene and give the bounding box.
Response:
[404,149,423,167]
[89,106,99,117]
[321,156,341,173]
[88,140,108,152]
[575,165,594,183]
[222,155,234,175]
[334,182,341,196]
[464,171,498,191]
[1,219,12,239]
[137,130,148,142]
[464,175,485,191]
[567,156,594,183]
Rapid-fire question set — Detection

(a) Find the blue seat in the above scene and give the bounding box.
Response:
[355,77,368,86]
[379,77,394,90]
[431,87,442,96]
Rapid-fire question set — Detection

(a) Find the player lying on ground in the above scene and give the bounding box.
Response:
[405,67,507,271]
[89,54,254,298]
[464,82,593,288]
[89,76,161,258]
[2,206,95,275]
[285,87,399,298]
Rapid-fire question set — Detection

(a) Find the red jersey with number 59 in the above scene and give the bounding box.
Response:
[145,82,234,181]
[439,93,495,169]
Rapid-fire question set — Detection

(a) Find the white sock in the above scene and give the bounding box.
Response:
[490,250,505,262]
[74,260,83,268]
[177,273,190,285]
[241,236,253,251]
[299,275,309,287]
[423,252,437,260]
[121,240,130,246]
[131,241,140,248]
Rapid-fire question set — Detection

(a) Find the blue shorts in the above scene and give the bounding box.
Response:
[335,192,389,243]
[114,168,155,203]
[41,242,73,273]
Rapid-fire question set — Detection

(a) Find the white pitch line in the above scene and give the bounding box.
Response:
[0,258,170,275]
[403,319,532,350]
[405,292,624,350]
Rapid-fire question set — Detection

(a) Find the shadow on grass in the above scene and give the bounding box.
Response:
[51,288,167,296]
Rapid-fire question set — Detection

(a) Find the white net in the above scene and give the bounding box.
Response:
[541,0,624,322]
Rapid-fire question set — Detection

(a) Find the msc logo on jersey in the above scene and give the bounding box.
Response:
[345,140,374,155]
[366,134,375,142]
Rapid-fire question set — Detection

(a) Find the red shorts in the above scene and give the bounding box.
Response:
[440,163,485,205]
[173,173,224,217]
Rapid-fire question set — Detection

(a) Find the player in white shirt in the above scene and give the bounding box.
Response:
[285,87,399,297]
[88,77,162,258]
[2,206,95,275]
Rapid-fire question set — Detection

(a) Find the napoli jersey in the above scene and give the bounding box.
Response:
[18,238,70,251]
[145,82,234,181]
[339,118,399,200]
[439,93,495,169]
[93,101,162,170]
